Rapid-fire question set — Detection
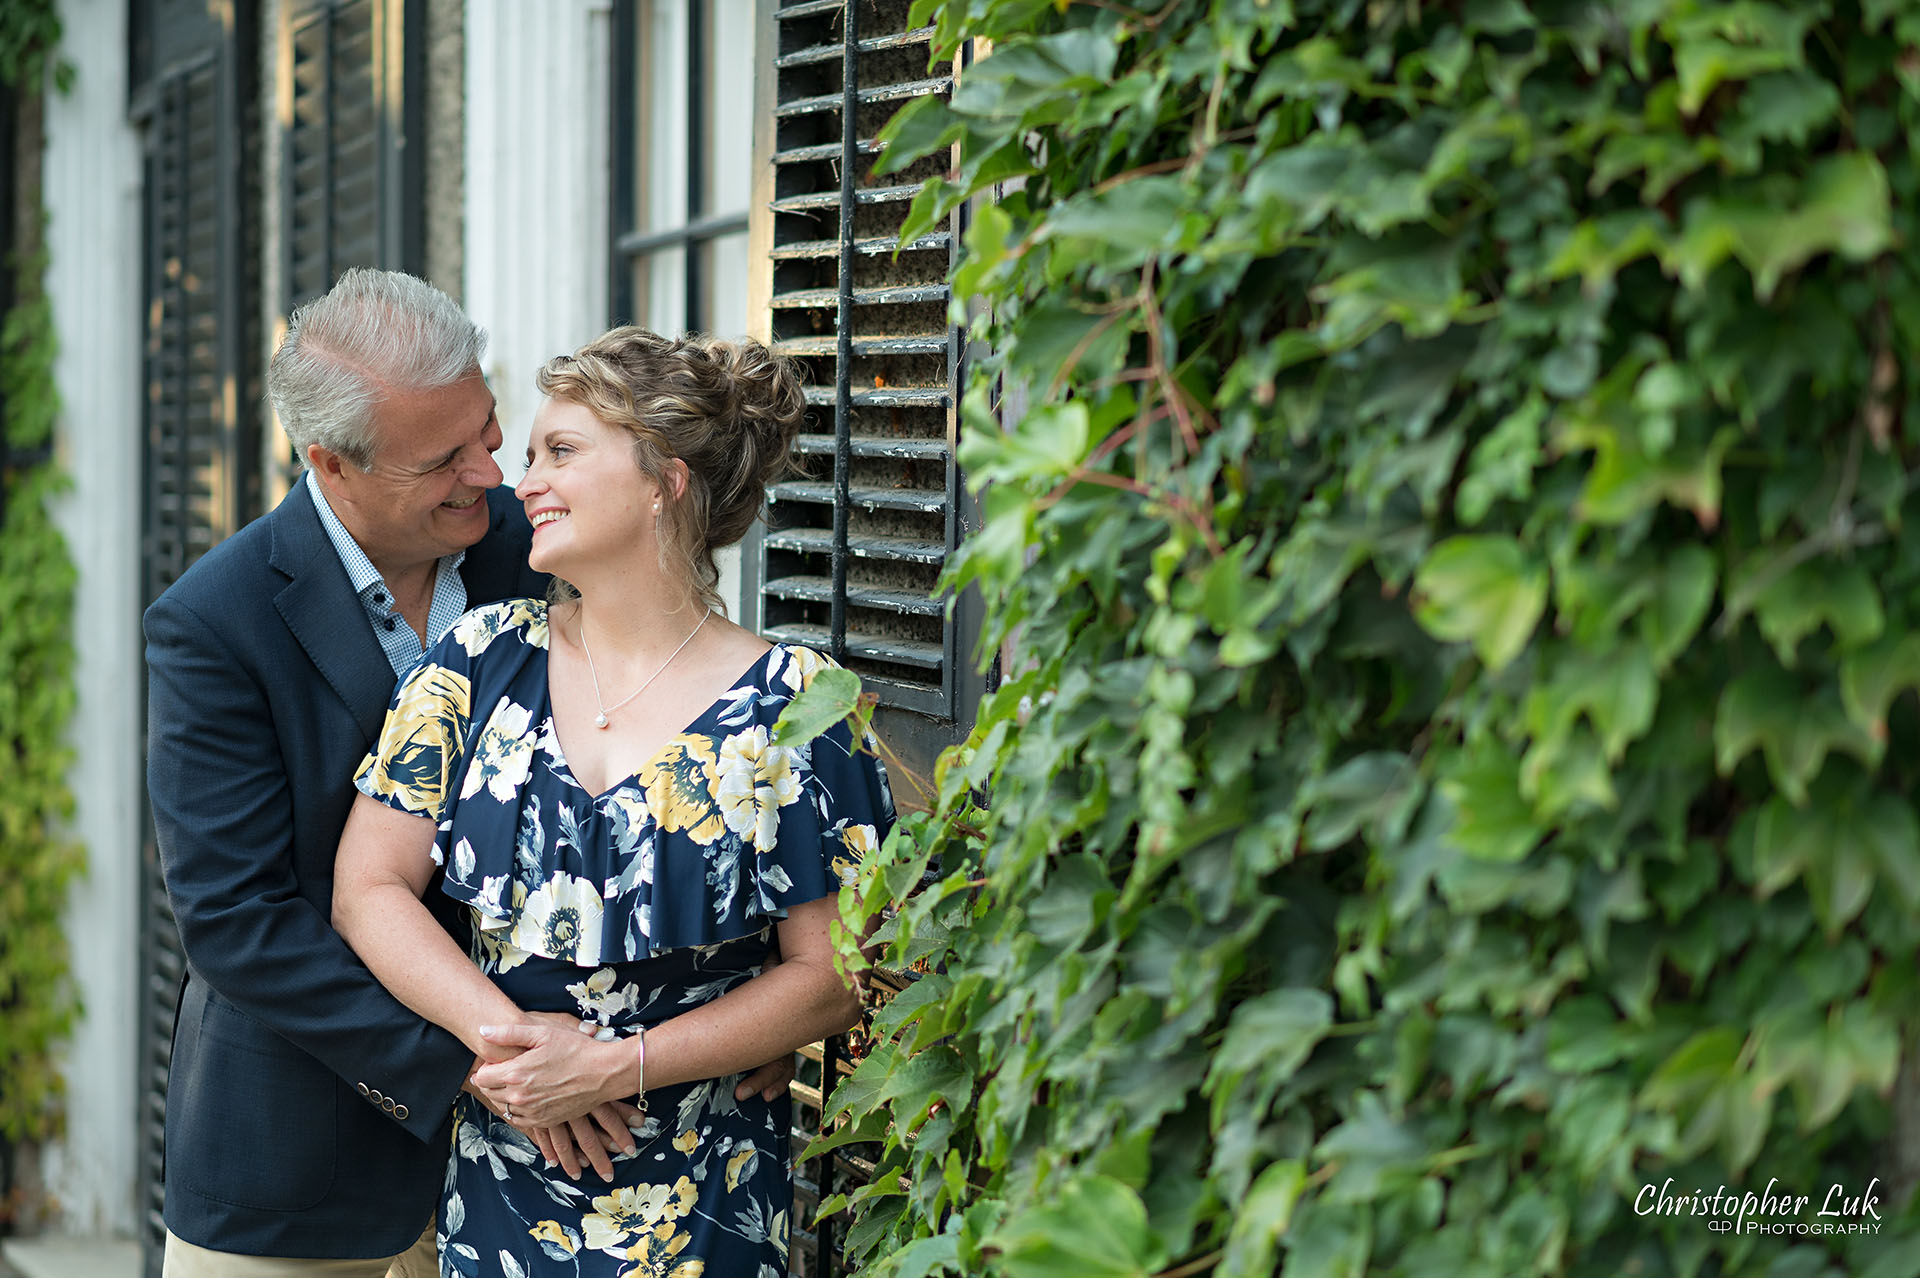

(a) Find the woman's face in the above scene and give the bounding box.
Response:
[515,398,660,579]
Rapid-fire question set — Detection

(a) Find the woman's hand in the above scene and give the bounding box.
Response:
[469,1017,636,1128]
[466,1014,643,1178]
[477,898,860,1114]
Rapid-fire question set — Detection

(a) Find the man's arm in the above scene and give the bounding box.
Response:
[145,592,471,1140]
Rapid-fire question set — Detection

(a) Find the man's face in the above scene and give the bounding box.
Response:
[308,367,504,578]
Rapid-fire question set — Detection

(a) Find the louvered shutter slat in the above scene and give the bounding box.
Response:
[763,0,961,722]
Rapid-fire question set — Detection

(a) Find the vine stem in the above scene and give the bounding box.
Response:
[1156,1249,1223,1278]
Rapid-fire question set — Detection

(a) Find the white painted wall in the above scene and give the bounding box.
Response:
[463,0,613,475]
[40,0,143,1240]
[462,0,746,616]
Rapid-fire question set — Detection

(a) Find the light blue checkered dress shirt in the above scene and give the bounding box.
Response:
[305,469,470,678]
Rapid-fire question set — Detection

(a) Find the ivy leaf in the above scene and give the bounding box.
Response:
[1301,752,1420,851]
[1713,670,1879,804]
[1204,989,1334,1127]
[1640,1026,1772,1172]
[1412,534,1547,671]
[1042,176,1192,256]
[1669,5,1811,115]
[1750,789,1920,931]
[1219,1160,1306,1278]
[1839,632,1920,741]
[772,667,864,747]
[957,400,1091,487]
[1755,1003,1900,1131]
[1639,546,1718,669]
[878,1044,973,1132]
[1733,559,1885,667]
[1315,1092,1430,1204]
[991,1176,1164,1278]
[824,1042,897,1124]
[874,93,962,175]
[1439,742,1541,864]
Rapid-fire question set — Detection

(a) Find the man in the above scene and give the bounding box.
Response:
[146,270,786,1276]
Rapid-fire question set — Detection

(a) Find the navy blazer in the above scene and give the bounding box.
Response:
[145,481,547,1259]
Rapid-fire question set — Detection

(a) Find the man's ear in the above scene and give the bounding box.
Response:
[306,444,348,488]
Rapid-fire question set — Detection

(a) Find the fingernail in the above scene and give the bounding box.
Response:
[478,1025,496,1036]
[543,1159,555,1169]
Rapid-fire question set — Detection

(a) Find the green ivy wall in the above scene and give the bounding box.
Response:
[808,1,1920,1275]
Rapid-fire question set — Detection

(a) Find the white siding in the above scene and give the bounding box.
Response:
[40,0,144,1240]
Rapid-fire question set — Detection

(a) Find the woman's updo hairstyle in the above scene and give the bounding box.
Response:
[536,328,804,611]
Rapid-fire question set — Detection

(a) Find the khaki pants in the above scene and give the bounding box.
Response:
[164,1221,437,1278]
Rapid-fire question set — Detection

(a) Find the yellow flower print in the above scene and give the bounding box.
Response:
[606,789,653,832]
[725,1144,759,1192]
[356,663,471,815]
[509,871,604,962]
[673,1129,698,1153]
[460,695,537,803]
[638,738,724,845]
[625,1220,696,1275]
[528,1219,579,1256]
[566,966,639,1020]
[715,726,801,852]
[829,819,878,886]
[452,599,546,657]
[668,1175,697,1217]
[584,1176,701,1264]
[473,882,532,972]
[774,643,834,694]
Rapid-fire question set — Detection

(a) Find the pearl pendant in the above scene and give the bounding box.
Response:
[594,712,609,728]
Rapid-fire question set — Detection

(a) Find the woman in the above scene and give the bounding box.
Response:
[332,328,893,1277]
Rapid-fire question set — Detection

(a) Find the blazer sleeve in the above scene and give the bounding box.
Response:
[144,591,473,1141]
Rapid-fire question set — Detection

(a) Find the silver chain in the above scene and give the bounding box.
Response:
[578,606,713,728]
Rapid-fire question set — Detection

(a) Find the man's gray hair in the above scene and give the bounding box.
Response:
[268,268,488,470]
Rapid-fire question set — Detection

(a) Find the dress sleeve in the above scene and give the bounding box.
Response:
[744,660,896,923]
[354,638,479,822]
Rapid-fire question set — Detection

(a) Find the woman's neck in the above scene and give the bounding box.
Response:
[564,569,708,662]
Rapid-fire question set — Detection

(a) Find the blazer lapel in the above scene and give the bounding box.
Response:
[269,480,396,744]
[460,488,539,605]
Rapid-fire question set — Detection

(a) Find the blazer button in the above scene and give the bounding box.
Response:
[369,1088,386,1105]
[356,1082,370,1098]
[381,1097,396,1112]
[394,1104,410,1120]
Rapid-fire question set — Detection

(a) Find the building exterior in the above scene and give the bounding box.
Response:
[23,1,985,1271]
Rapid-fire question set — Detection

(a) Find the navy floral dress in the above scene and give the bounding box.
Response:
[354,599,893,1278]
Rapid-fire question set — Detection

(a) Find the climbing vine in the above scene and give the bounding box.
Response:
[789,1,1920,1274]
[0,0,79,1148]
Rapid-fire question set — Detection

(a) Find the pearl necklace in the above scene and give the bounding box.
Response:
[578,606,713,729]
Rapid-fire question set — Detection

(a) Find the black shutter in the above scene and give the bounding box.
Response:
[280,0,423,312]
[763,5,975,1274]
[132,3,261,1273]
[764,0,984,781]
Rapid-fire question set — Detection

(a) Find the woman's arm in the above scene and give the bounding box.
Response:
[332,793,529,1053]
[469,894,861,1125]
[332,793,642,1177]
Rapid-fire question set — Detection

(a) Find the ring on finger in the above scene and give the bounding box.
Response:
[503,1104,513,1122]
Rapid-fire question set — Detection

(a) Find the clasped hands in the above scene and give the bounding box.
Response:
[463,1010,793,1182]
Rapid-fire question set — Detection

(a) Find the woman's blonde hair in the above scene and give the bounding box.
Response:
[536,328,804,611]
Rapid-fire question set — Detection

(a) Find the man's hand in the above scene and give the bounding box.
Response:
[462,1067,639,1182]
[522,1104,643,1183]
[735,1053,797,1102]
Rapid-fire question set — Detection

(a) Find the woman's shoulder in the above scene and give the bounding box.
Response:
[444,597,551,661]
[758,640,843,695]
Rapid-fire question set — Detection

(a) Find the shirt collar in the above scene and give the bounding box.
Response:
[304,468,467,598]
